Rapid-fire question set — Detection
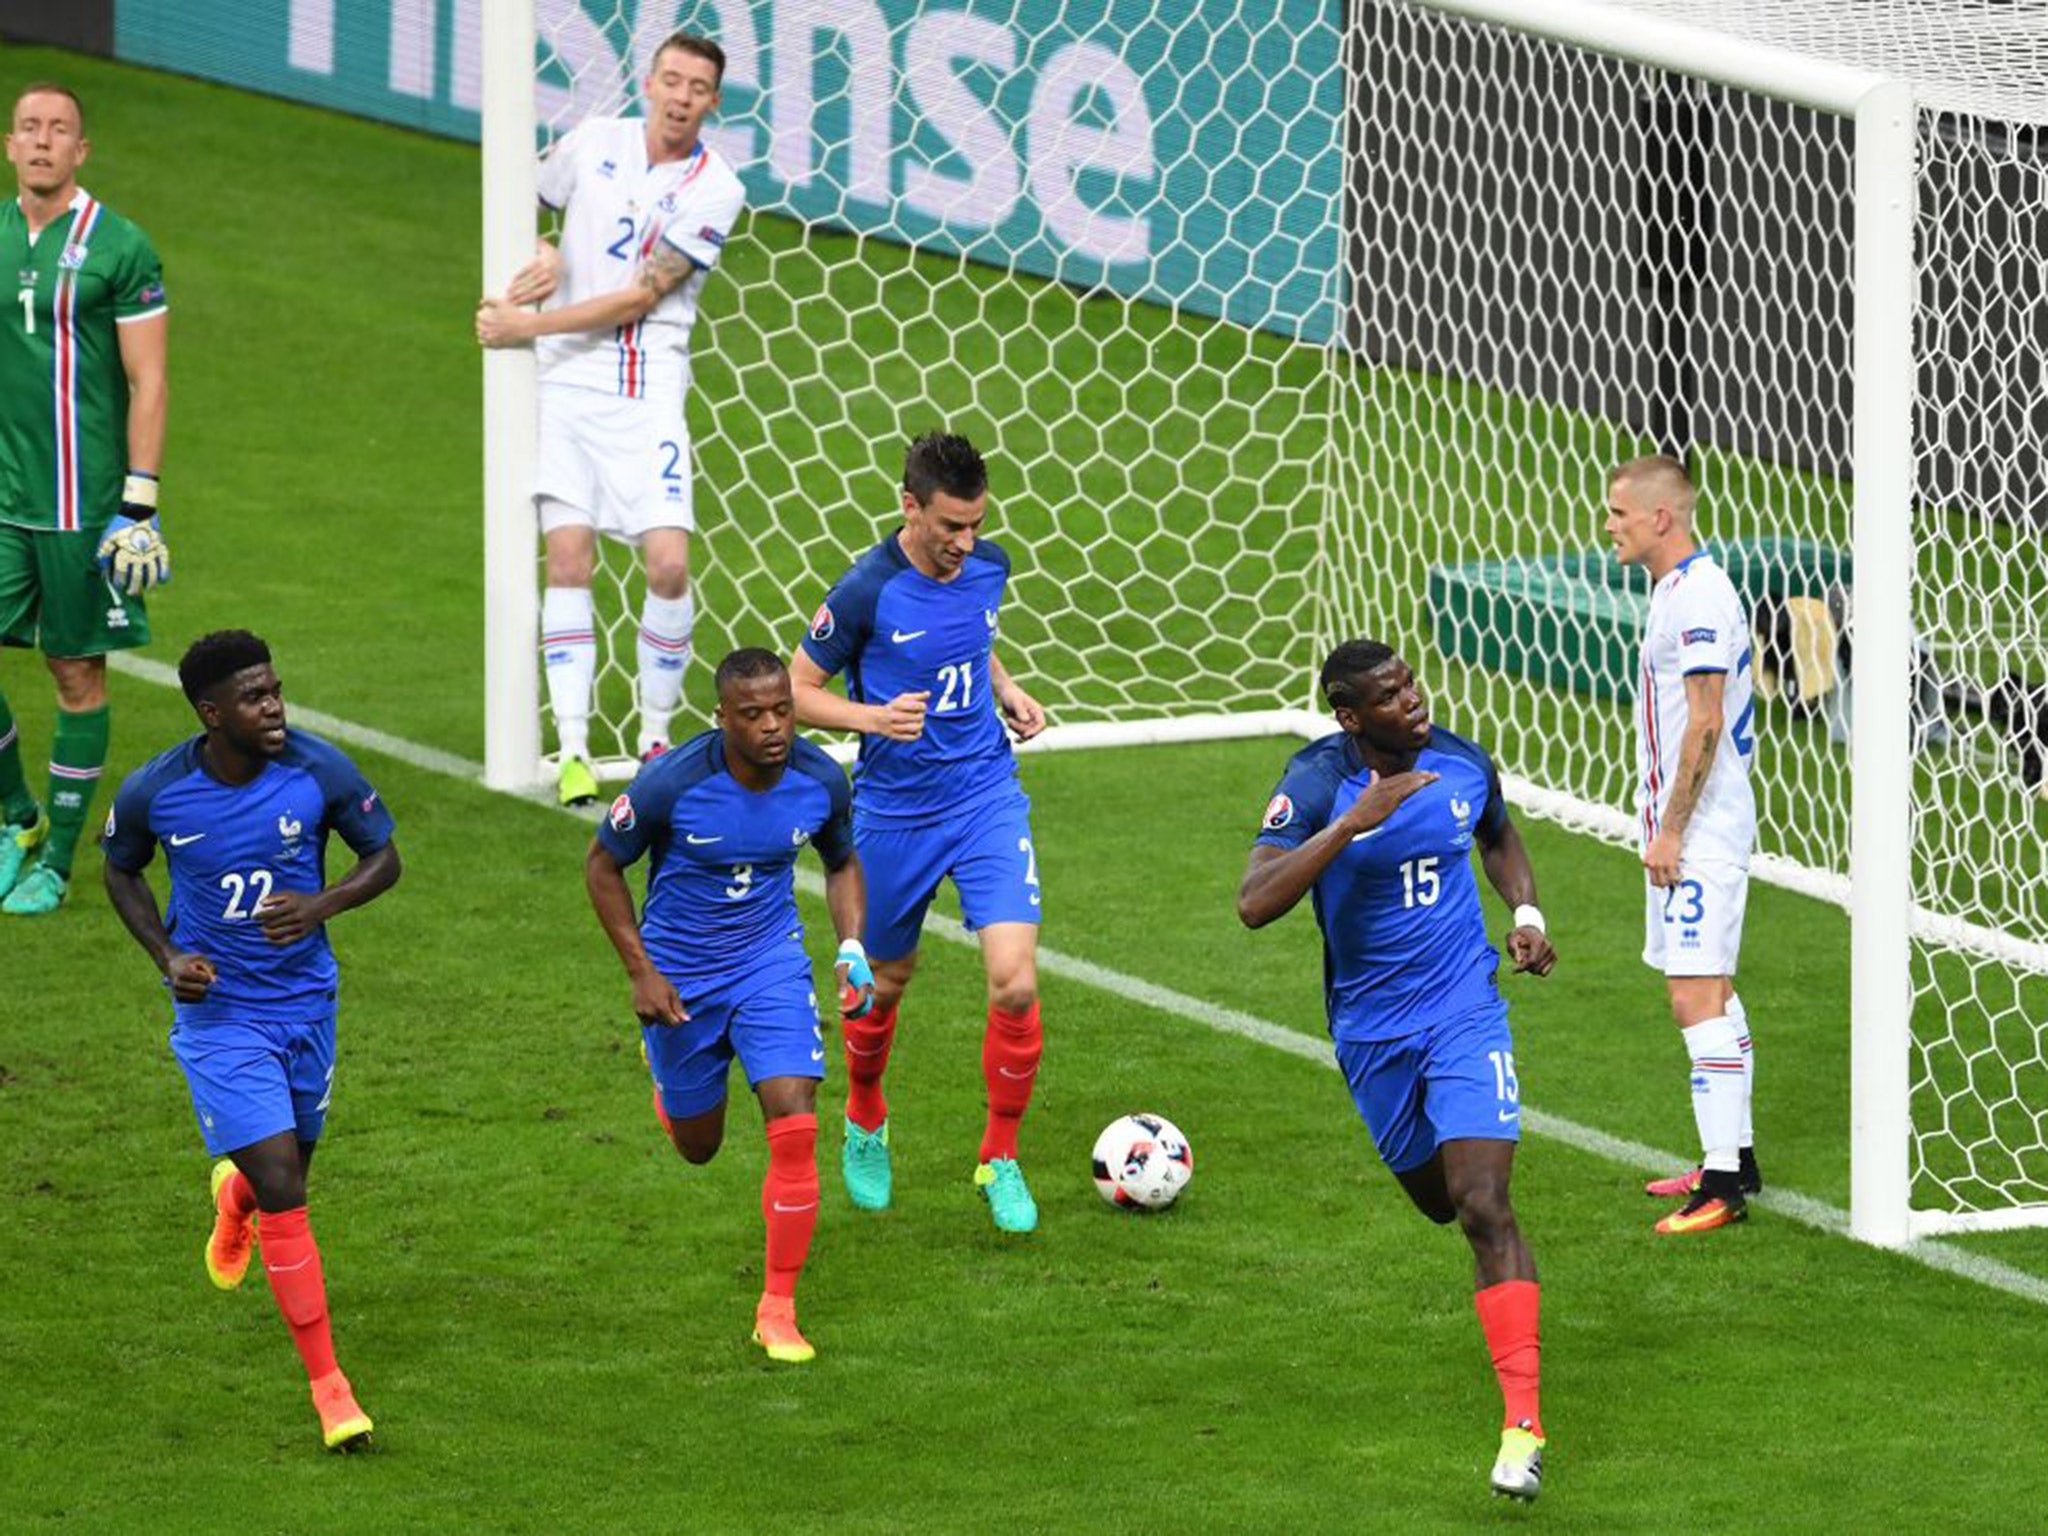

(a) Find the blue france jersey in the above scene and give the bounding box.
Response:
[596,730,855,990]
[800,534,1022,826]
[1255,729,1509,1042]
[101,731,395,1024]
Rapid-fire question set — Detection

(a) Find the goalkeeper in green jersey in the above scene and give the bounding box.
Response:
[0,82,169,915]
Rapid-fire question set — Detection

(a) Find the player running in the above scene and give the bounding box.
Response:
[2,81,170,915]
[585,648,873,1364]
[1606,455,1761,1234]
[1238,640,1557,1503]
[102,631,401,1452]
[477,32,745,799]
[789,432,1049,1234]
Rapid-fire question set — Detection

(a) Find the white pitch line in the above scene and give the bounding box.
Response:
[105,654,2048,1310]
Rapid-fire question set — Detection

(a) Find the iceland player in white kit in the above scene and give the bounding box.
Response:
[477,33,746,802]
[1606,455,1761,1235]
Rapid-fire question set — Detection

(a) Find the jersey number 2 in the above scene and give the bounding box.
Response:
[606,217,636,261]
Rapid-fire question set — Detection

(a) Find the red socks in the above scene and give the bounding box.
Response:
[761,1113,819,1299]
[842,1001,898,1132]
[979,1000,1043,1163]
[258,1206,339,1382]
[1474,1280,1542,1437]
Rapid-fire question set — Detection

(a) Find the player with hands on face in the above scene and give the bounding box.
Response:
[1238,639,1555,1503]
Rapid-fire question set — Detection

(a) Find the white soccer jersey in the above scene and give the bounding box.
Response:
[1636,552,1757,864]
[535,118,745,404]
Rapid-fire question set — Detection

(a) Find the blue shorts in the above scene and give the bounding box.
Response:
[169,1016,337,1157]
[1334,1003,1521,1174]
[644,949,824,1120]
[857,794,1041,962]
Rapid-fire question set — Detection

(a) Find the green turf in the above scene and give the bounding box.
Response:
[5,41,2048,1531]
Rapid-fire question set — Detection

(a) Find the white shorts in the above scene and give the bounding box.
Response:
[1642,858,1749,976]
[535,383,693,543]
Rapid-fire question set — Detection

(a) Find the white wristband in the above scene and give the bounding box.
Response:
[836,938,866,964]
[1513,904,1546,934]
[122,472,159,510]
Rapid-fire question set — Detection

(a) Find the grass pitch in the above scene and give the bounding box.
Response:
[3,42,2047,1533]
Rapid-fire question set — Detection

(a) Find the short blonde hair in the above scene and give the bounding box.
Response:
[1609,454,1697,521]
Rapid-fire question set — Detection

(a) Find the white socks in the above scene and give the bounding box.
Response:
[1682,1015,1747,1175]
[636,590,693,755]
[1728,992,1755,1149]
[542,586,596,763]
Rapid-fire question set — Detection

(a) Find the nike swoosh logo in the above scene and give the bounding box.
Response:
[1498,1110,1519,1122]
[771,1201,817,1214]
[685,833,723,845]
[890,628,927,643]
[997,1066,1035,1080]
[1350,827,1384,842]
[168,832,206,846]
[810,1049,825,1062]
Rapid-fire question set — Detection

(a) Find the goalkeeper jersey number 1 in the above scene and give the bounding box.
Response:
[0,189,167,533]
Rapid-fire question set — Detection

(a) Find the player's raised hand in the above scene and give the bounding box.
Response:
[475,297,535,348]
[502,239,563,306]
[165,951,216,1003]
[1339,769,1438,838]
[631,968,688,1027]
[254,890,327,945]
[1507,925,1557,977]
[999,682,1047,742]
[871,691,930,741]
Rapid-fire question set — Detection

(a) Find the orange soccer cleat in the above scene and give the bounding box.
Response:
[311,1369,375,1452]
[751,1294,816,1365]
[1655,1188,1749,1235]
[204,1160,257,1290]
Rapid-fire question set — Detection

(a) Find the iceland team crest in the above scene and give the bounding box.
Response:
[1262,793,1294,831]
[809,604,836,643]
[608,793,636,833]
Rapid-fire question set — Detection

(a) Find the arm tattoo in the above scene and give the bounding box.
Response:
[635,243,695,300]
[1666,728,1719,836]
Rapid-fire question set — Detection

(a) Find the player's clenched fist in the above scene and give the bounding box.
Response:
[475,297,536,348]
[164,951,216,1003]
[870,690,930,741]
[1506,925,1557,977]
[836,938,875,1020]
[1339,769,1438,838]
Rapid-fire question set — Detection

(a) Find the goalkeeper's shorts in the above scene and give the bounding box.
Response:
[1641,858,1749,977]
[0,522,149,657]
[534,382,694,543]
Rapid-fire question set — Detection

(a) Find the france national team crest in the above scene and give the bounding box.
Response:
[1449,795,1472,849]
[608,793,635,834]
[277,813,304,856]
[1262,793,1295,831]
[809,604,835,643]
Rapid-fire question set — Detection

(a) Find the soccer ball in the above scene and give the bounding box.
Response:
[1091,1113,1194,1211]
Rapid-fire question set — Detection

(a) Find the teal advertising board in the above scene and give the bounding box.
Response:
[116,0,1343,341]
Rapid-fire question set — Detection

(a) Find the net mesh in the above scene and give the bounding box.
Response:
[521,0,2048,1222]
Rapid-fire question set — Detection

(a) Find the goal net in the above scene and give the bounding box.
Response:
[485,0,2046,1240]
[1345,0,2046,1239]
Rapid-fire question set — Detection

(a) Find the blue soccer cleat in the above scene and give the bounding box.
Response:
[842,1118,892,1211]
[974,1158,1038,1234]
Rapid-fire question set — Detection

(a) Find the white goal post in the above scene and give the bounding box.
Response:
[482,0,2046,1244]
